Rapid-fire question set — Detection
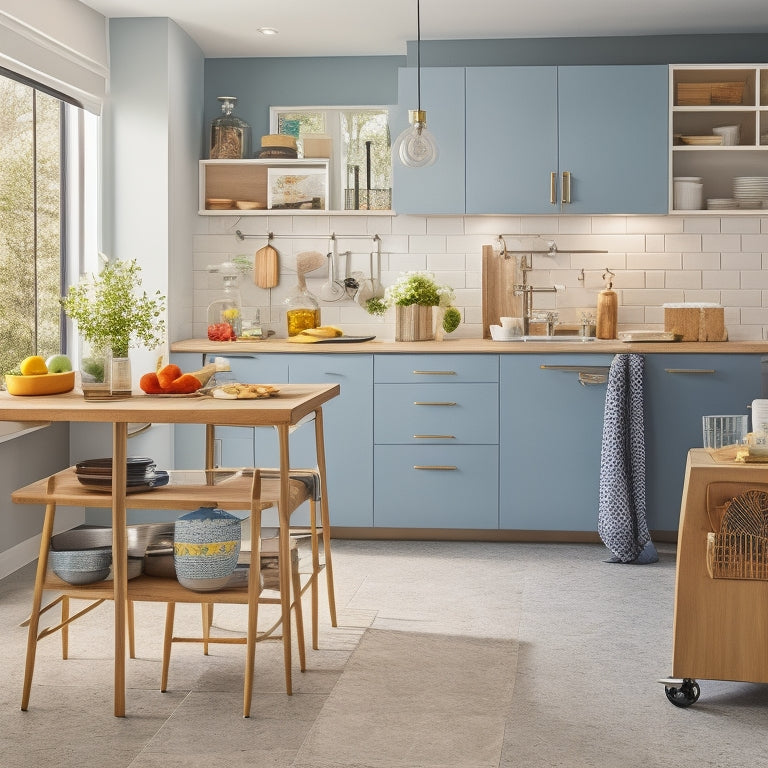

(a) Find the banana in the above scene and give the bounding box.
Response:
[301,326,343,338]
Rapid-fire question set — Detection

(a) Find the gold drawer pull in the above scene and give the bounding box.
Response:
[413,465,458,471]
[413,434,456,439]
[550,171,557,204]
[664,369,716,375]
[412,370,457,375]
[413,401,457,406]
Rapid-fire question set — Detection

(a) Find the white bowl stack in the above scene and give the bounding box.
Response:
[673,177,703,210]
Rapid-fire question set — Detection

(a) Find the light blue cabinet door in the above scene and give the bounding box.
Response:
[557,65,668,214]
[466,67,558,215]
[391,67,465,214]
[644,354,762,532]
[374,445,498,529]
[288,355,374,527]
[500,354,614,531]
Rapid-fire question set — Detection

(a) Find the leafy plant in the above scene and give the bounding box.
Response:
[364,271,461,333]
[61,259,166,357]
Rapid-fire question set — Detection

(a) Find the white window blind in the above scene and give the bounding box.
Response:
[0,0,108,114]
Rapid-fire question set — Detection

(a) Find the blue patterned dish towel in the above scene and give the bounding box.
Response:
[598,353,658,564]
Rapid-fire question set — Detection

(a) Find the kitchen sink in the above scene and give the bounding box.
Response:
[521,336,596,342]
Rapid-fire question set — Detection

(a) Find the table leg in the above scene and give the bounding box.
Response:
[313,407,337,627]
[21,500,57,710]
[112,421,128,717]
[277,423,292,695]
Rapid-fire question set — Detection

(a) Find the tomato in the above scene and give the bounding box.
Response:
[207,322,237,341]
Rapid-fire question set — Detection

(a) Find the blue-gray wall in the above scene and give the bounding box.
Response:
[204,34,768,156]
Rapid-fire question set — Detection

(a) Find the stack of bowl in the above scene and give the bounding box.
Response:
[74,456,168,492]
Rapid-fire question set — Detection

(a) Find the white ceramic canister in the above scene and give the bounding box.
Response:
[173,506,241,591]
[752,399,768,433]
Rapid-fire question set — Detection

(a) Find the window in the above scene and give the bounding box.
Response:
[0,71,94,375]
[271,107,392,211]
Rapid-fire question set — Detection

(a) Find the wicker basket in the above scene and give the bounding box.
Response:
[706,531,768,580]
[676,81,745,106]
[706,488,768,581]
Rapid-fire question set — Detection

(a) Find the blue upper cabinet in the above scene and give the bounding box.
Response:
[391,67,466,214]
[402,64,668,215]
[557,65,669,214]
[466,66,559,215]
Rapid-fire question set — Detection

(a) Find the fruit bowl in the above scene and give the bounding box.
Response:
[4,371,75,396]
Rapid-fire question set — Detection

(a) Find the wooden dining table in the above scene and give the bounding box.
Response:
[0,383,340,716]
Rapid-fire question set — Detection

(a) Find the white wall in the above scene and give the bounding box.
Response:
[193,212,768,341]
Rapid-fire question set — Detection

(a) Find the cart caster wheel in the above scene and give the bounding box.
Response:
[664,678,700,708]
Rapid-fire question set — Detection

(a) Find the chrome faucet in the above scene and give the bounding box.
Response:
[512,254,563,335]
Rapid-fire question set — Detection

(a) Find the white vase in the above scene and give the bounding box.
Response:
[395,305,434,342]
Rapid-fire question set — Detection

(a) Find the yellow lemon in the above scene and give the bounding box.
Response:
[19,355,48,376]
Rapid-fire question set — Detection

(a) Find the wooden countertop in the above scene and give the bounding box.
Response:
[171,337,768,355]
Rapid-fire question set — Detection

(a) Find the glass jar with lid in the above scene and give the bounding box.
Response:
[284,287,321,336]
[210,96,252,159]
[207,263,243,341]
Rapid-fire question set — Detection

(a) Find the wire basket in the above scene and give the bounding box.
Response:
[706,532,768,580]
[706,488,768,580]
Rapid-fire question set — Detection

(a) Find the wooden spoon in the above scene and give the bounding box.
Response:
[254,243,279,288]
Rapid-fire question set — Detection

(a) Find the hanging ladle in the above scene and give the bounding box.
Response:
[319,242,345,301]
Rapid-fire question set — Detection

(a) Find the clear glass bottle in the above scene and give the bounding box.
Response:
[207,264,243,341]
[210,96,252,159]
[284,288,321,336]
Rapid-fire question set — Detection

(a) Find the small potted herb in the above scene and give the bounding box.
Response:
[61,259,166,392]
[368,271,461,341]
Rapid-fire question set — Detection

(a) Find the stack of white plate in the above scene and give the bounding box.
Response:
[733,177,768,200]
[706,198,739,210]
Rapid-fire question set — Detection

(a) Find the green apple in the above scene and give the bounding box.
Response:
[45,354,73,373]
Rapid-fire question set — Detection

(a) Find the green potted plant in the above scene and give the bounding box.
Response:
[61,259,166,393]
[367,271,460,341]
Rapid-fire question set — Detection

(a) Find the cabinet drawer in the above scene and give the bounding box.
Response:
[374,354,498,383]
[374,383,498,444]
[374,445,498,528]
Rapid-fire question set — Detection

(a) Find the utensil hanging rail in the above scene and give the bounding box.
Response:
[235,230,381,243]
[494,234,608,258]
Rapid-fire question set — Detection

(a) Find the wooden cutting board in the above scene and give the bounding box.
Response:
[481,244,522,338]
[254,244,279,288]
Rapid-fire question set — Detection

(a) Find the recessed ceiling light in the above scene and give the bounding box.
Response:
[257,27,278,36]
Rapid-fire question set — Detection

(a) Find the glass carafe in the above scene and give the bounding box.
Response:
[207,268,243,341]
[210,96,251,159]
[284,288,321,336]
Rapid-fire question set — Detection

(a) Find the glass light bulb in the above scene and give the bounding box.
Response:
[393,119,438,168]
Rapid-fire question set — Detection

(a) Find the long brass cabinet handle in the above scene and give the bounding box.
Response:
[413,401,457,406]
[412,370,457,375]
[550,172,557,204]
[561,171,571,204]
[664,369,716,374]
[413,465,458,470]
[413,434,456,439]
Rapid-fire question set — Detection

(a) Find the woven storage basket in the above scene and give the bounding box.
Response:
[676,81,745,106]
[706,489,768,580]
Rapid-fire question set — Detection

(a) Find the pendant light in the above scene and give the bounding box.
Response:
[392,0,438,168]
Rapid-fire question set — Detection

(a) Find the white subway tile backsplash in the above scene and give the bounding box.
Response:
[187,212,768,341]
[703,270,739,290]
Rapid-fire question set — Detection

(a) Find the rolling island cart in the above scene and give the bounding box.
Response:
[662,448,768,706]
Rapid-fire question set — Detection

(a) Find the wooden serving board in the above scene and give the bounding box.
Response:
[481,244,522,338]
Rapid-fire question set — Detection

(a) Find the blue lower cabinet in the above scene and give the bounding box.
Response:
[500,354,613,531]
[374,445,498,529]
[644,354,762,532]
[289,355,374,528]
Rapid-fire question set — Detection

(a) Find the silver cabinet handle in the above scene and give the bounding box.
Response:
[413,401,457,406]
[413,434,456,439]
[550,171,557,204]
[562,171,571,204]
[664,369,716,374]
[413,465,458,470]
[412,370,457,375]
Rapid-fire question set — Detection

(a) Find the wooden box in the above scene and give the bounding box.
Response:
[664,305,727,341]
